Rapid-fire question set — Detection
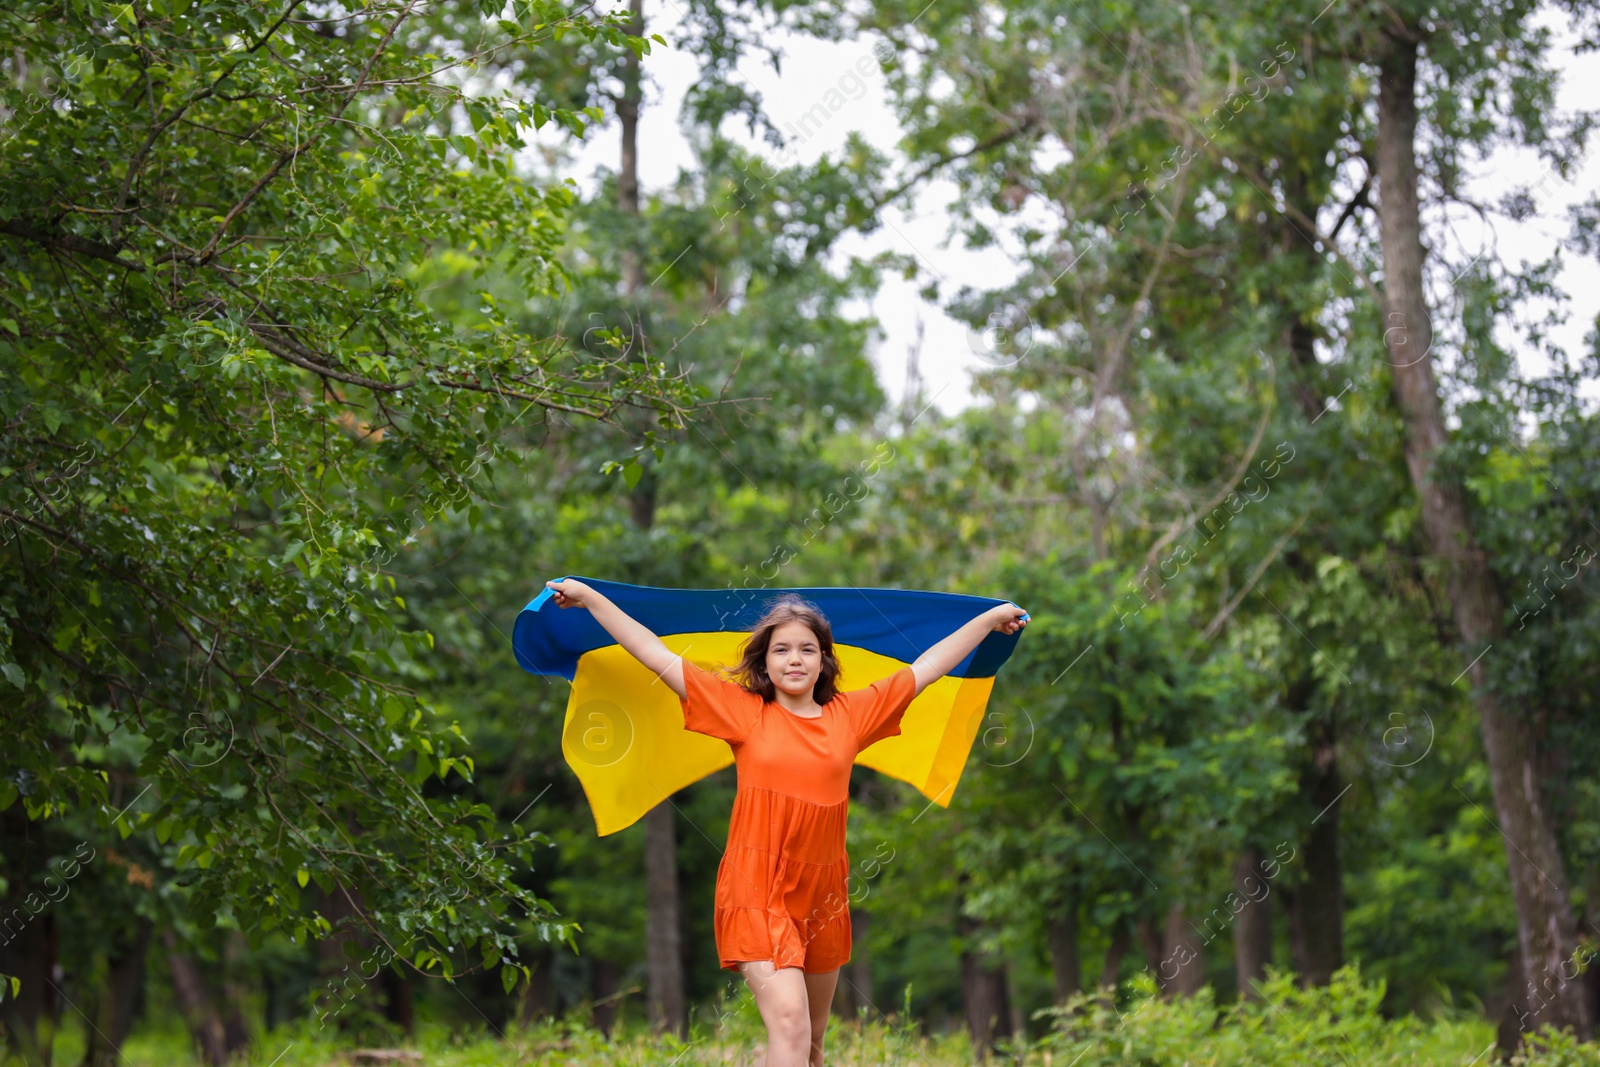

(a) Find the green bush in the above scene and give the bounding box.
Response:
[1032,965,1600,1066]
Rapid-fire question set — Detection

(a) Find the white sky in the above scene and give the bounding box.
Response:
[527,5,1600,418]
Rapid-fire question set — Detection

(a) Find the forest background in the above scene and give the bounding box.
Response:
[3,0,1600,1064]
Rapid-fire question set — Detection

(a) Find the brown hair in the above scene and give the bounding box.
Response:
[726,594,843,704]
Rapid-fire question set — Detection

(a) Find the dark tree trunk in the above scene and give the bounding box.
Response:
[958,909,1011,1059]
[633,462,683,1040]
[380,967,413,1035]
[1588,891,1600,1044]
[1135,915,1164,989]
[1005,958,1026,1049]
[1375,30,1590,1040]
[0,903,59,1067]
[1161,905,1205,998]
[1289,726,1343,986]
[518,946,554,1026]
[1278,148,1339,424]
[81,915,153,1067]
[220,931,249,1053]
[1268,121,1347,1000]
[644,803,686,1035]
[163,929,231,1066]
[1098,920,1130,990]
[617,0,685,1031]
[591,957,621,1036]
[1232,849,1274,999]
[1047,894,1081,1003]
[313,885,374,1033]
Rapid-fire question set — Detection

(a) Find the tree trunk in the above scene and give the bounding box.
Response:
[644,803,687,1035]
[1004,958,1026,1052]
[617,0,646,296]
[1279,142,1340,425]
[220,930,249,1053]
[1587,891,1600,1043]
[163,929,231,1066]
[1135,916,1164,990]
[617,0,686,1035]
[1161,905,1205,998]
[1289,727,1343,986]
[81,915,153,1067]
[958,910,1011,1060]
[1047,895,1081,1004]
[591,957,621,1036]
[1232,849,1274,999]
[1496,936,1532,1059]
[1375,30,1590,1040]
[0,902,59,1067]
[518,946,554,1027]
[959,953,1010,1060]
[380,968,413,1036]
[633,461,683,1040]
[1098,920,1130,990]
[313,885,372,1033]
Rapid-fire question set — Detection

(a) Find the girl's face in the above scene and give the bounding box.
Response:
[766,621,823,700]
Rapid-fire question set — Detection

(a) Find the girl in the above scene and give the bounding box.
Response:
[543,578,1028,1067]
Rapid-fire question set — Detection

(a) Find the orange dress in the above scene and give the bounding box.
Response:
[679,660,918,974]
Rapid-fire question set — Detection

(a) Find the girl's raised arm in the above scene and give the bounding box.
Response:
[545,579,687,699]
[909,602,1027,696]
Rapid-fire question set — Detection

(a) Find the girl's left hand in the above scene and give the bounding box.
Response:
[991,604,1029,634]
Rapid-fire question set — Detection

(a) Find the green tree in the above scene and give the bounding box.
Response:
[0,1,703,1059]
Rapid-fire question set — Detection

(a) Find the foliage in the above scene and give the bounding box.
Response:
[0,0,705,998]
[4,0,1599,1056]
[1037,965,1597,1066]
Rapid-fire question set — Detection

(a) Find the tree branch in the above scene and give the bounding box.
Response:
[1329,171,1372,240]
[867,116,1038,213]
[249,325,410,393]
[0,219,144,269]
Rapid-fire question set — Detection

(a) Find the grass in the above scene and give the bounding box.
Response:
[26,966,1600,1066]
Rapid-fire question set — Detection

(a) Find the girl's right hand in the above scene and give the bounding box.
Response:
[545,578,591,609]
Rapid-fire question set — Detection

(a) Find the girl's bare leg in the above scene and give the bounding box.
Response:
[803,968,841,1067]
[740,961,811,1067]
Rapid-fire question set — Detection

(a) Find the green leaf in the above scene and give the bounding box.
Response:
[500,963,519,994]
[1,663,23,689]
[296,869,310,888]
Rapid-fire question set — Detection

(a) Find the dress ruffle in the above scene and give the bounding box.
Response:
[713,785,852,973]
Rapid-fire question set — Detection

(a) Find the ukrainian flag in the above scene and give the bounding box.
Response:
[512,576,1026,836]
